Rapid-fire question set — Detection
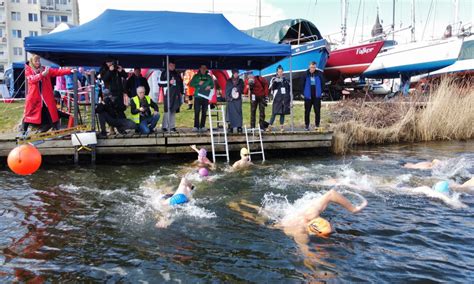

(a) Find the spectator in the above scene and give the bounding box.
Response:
[126,67,150,98]
[267,65,290,132]
[23,54,73,135]
[96,89,136,136]
[246,73,269,130]
[225,69,244,133]
[99,57,128,118]
[189,64,214,132]
[159,61,183,132]
[302,61,325,130]
[130,86,160,134]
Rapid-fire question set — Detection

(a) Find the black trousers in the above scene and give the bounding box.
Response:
[250,96,266,129]
[23,103,59,133]
[304,95,321,128]
[98,112,136,134]
[194,97,208,128]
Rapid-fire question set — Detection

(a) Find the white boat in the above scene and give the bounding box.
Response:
[363,37,464,79]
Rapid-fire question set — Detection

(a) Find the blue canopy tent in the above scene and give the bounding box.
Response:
[23,9,291,69]
[23,10,296,138]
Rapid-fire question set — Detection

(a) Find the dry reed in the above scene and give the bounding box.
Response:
[330,78,474,154]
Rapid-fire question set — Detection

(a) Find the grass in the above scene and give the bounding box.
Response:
[0,99,331,133]
[0,101,24,133]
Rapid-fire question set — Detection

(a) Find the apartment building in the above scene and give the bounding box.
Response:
[0,0,79,79]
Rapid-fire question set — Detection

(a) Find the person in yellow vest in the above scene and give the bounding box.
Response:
[130,86,160,134]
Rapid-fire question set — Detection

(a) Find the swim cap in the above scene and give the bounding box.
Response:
[198,148,207,158]
[307,217,332,237]
[240,147,249,158]
[433,181,450,195]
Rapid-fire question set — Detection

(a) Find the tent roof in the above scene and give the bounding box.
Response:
[244,19,323,44]
[24,9,291,69]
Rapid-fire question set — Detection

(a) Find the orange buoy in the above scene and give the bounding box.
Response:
[7,144,42,175]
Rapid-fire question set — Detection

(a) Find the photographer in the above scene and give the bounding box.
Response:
[99,57,128,118]
[245,74,269,130]
[130,86,160,134]
[96,89,136,136]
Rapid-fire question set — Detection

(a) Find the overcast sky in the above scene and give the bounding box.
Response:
[78,0,473,44]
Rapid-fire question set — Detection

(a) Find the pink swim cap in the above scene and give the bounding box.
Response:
[198,148,207,158]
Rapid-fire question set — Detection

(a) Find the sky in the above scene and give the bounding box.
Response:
[78,0,473,44]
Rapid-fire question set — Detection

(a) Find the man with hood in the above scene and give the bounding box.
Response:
[126,67,150,98]
[225,69,244,133]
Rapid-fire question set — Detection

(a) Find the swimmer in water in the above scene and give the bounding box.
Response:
[231,148,254,170]
[156,177,196,228]
[190,144,215,170]
[403,159,441,170]
[228,189,367,264]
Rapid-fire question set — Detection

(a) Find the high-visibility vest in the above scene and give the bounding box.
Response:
[131,95,152,124]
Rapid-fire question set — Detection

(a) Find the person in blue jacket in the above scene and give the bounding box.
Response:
[302,61,325,131]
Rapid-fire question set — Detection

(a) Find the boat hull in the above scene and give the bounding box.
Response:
[363,38,464,79]
[324,41,385,80]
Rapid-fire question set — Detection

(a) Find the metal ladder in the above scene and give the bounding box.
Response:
[244,126,265,162]
[208,104,230,163]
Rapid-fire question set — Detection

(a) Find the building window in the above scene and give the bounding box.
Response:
[0,30,2,37]
[0,65,4,73]
[13,47,23,56]
[28,13,38,22]
[46,0,53,5]
[11,0,20,3]
[11,12,21,21]
[60,15,67,22]
[12,29,22,38]
[29,31,39,37]
[28,0,38,4]
[47,15,54,23]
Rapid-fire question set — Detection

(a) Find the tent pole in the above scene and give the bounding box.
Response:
[90,70,96,165]
[289,55,294,131]
[166,55,171,134]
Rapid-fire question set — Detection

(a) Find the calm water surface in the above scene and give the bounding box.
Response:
[1,141,473,282]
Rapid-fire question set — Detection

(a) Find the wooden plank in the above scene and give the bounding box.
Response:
[97,137,165,146]
[95,146,167,154]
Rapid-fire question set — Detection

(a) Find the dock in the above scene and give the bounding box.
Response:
[0,129,333,158]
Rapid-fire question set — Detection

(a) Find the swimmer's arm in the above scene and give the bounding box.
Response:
[190,144,199,153]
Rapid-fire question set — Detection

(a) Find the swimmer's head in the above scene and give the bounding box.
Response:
[433,181,450,195]
[240,147,249,160]
[198,148,207,158]
[307,217,332,237]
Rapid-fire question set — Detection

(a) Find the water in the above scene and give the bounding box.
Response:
[1,141,473,282]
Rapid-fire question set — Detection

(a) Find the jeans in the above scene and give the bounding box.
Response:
[194,97,208,128]
[139,114,160,134]
[250,96,266,129]
[304,95,321,128]
[269,114,285,125]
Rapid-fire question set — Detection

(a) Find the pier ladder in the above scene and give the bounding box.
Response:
[208,104,230,163]
[244,126,265,162]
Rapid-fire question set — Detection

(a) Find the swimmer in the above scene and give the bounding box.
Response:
[448,177,474,193]
[228,189,367,264]
[231,148,254,170]
[156,177,195,228]
[190,144,215,170]
[403,159,441,170]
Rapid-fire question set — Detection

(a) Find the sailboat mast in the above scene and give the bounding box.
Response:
[392,0,395,40]
[453,0,459,27]
[341,0,348,44]
[411,0,416,42]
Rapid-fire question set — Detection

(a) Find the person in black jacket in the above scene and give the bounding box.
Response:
[159,61,183,132]
[99,57,128,118]
[125,68,150,98]
[96,89,136,136]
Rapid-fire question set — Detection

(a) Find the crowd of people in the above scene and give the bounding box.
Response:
[22,55,326,137]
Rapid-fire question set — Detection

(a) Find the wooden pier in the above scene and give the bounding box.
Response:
[0,129,332,158]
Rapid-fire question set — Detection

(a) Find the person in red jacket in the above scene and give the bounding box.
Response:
[244,74,269,130]
[23,54,73,135]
